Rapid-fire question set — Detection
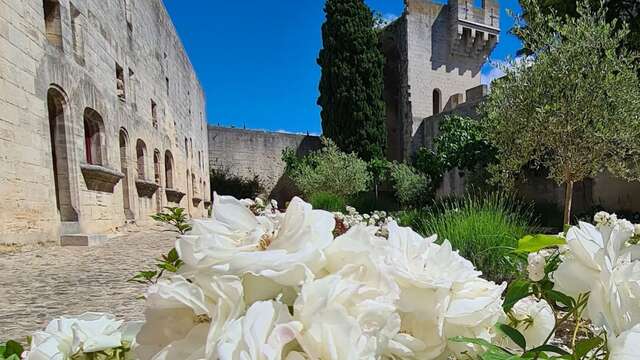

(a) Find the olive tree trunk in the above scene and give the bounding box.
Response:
[563,180,574,226]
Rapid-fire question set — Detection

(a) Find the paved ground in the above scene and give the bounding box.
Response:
[0,229,177,341]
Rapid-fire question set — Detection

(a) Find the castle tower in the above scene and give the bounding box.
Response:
[382,0,499,161]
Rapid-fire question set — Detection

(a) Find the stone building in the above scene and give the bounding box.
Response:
[0,0,210,245]
[382,0,499,161]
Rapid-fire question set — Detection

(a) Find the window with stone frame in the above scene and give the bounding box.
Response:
[136,139,147,179]
[43,0,63,49]
[151,100,158,128]
[165,151,174,188]
[116,63,126,100]
[83,108,105,165]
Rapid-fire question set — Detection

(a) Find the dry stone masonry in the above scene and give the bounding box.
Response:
[0,0,210,245]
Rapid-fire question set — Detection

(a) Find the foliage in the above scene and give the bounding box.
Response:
[210,166,265,200]
[407,192,537,282]
[129,208,189,284]
[69,343,133,360]
[435,115,497,173]
[388,162,430,207]
[413,148,444,191]
[517,0,640,56]
[0,340,23,360]
[309,192,347,212]
[414,115,497,192]
[483,0,640,224]
[283,138,371,198]
[151,207,192,234]
[318,0,387,160]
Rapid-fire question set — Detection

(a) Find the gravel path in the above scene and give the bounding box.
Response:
[0,229,177,341]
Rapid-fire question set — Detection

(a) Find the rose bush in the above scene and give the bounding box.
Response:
[12,197,640,359]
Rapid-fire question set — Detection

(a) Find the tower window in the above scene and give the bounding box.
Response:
[116,63,126,101]
[43,0,63,49]
[165,77,170,96]
[433,89,442,115]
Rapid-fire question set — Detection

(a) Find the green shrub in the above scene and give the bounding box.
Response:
[388,162,430,207]
[210,166,264,200]
[309,192,347,212]
[283,138,371,198]
[408,192,538,282]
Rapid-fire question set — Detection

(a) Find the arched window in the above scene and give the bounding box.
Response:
[165,151,174,189]
[433,89,442,115]
[153,149,161,185]
[83,108,105,165]
[184,138,189,159]
[136,139,146,179]
[192,172,197,197]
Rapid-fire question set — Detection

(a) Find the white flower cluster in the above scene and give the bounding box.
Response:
[553,211,640,355]
[527,252,546,282]
[335,206,394,228]
[128,193,506,359]
[24,313,140,359]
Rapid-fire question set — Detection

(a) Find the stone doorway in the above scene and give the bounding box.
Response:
[47,87,78,222]
[119,129,134,220]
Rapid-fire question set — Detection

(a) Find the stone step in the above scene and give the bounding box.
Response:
[60,234,108,247]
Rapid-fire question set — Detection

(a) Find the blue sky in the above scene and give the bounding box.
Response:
[164,0,523,135]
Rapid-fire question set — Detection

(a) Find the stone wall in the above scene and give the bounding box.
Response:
[208,126,321,202]
[422,91,640,214]
[0,0,209,245]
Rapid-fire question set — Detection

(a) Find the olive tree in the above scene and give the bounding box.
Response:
[483,0,640,225]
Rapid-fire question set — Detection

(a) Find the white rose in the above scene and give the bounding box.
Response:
[587,261,640,336]
[215,300,302,360]
[135,275,244,360]
[527,252,546,282]
[25,313,125,360]
[506,297,555,350]
[553,222,608,298]
[609,323,640,360]
[293,271,400,359]
[177,194,335,297]
[445,279,507,357]
[382,222,504,359]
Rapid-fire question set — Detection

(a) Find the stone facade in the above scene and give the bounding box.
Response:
[382,0,499,161]
[208,126,321,202]
[0,0,209,245]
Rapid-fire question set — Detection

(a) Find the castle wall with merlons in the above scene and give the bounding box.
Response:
[0,0,209,245]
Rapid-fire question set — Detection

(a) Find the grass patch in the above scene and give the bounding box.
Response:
[399,192,538,283]
[309,192,346,212]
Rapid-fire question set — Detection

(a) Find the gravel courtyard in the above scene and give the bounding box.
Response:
[0,229,177,341]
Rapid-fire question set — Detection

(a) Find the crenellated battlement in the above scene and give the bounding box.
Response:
[449,0,500,58]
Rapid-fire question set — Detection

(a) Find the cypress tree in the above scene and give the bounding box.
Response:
[317,0,387,161]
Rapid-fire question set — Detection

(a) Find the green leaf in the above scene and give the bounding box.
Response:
[523,344,571,357]
[516,234,566,253]
[503,279,532,312]
[544,289,574,309]
[574,337,603,358]
[4,341,23,357]
[496,323,527,350]
[449,336,513,355]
